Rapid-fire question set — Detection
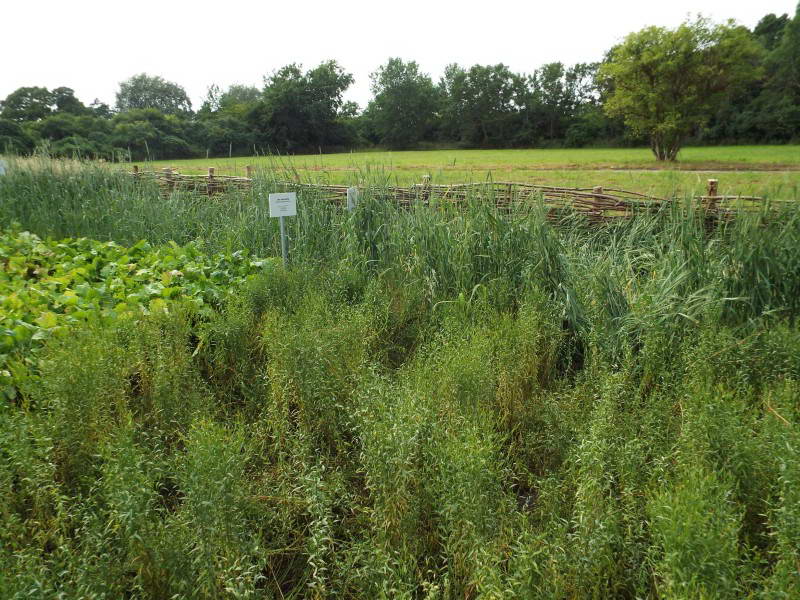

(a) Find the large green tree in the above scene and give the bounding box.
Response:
[528,62,598,143]
[110,109,196,160]
[0,87,55,122]
[200,84,261,116]
[197,84,262,156]
[754,12,790,51]
[0,87,86,122]
[220,85,261,110]
[366,58,439,149]
[0,119,35,153]
[758,3,800,139]
[246,61,355,152]
[440,63,527,146]
[599,17,763,160]
[115,74,192,115]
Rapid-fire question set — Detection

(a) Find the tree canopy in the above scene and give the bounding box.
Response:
[599,17,763,160]
[246,61,354,152]
[366,58,439,149]
[115,74,192,114]
[441,63,527,147]
[1,10,798,161]
[0,87,87,122]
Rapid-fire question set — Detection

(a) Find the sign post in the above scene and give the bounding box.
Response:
[279,214,288,265]
[269,192,297,267]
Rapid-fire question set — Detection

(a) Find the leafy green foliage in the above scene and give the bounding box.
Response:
[115,73,192,114]
[0,87,75,122]
[0,228,276,399]
[2,146,800,600]
[4,8,799,160]
[599,17,763,160]
[754,12,790,51]
[0,118,35,153]
[246,61,356,152]
[439,63,528,147]
[365,58,440,149]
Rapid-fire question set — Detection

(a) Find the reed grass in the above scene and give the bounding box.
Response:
[1,158,799,598]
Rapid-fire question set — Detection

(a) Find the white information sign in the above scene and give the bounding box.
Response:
[269,192,297,217]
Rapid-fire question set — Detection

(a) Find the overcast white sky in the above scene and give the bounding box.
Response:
[2,1,796,110]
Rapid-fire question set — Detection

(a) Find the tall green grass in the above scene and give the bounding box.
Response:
[1,159,800,598]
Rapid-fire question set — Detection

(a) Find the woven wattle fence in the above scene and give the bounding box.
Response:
[130,166,779,223]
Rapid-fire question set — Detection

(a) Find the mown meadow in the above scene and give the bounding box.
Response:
[1,158,799,599]
[145,145,800,199]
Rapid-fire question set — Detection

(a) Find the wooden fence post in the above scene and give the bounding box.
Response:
[208,167,215,196]
[245,165,254,193]
[704,178,721,231]
[707,179,719,211]
[421,174,431,205]
[132,165,139,183]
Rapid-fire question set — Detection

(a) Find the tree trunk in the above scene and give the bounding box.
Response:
[650,134,681,161]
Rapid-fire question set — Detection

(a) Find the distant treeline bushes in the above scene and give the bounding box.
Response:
[1,8,798,160]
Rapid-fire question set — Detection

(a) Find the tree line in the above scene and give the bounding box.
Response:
[1,8,798,162]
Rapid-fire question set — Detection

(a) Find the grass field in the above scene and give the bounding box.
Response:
[1,160,800,598]
[143,145,800,198]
